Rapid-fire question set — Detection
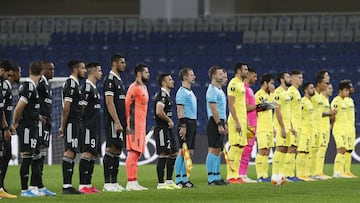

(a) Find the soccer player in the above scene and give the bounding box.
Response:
[125,63,150,191]
[59,60,86,194]
[286,70,303,181]
[12,61,43,197]
[239,68,257,183]
[206,66,228,186]
[28,60,56,196]
[174,67,197,188]
[297,82,315,181]
[272,72,291,180]
[153,73,180,189]
[254,73,275,182]
[316,82,335,179]
[102,54,127,192]
[78,62,102,193]
[0,60,17,199]
[331,81,351,178]
[226,62,248,184]
[342,80,357,178]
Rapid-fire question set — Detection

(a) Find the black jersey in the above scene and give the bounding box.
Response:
[0,80,4,130]
[81,80,101,126]
[2,80,13,125]
[62,75,82,122]
[38,75,52,119]
[18,80,40,127]
[103,71,126,128]
[153,88,172,126]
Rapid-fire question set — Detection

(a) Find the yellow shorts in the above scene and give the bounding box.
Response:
[275,128,291,147]
[346,127,356,150]
[297,132,310,152]
[333,131,348,149]
[228,122,247,146]
[319,130,330,147]
[290,128,301,147]
[256,131,274,149]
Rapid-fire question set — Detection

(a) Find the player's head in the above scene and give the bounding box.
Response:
[11,62,21,83]
[111,53,126,73]
[315,68,330,83]
[234,62,248,79]
[134,63,150,83]
[338,80,351,98]
[290,70,303,87]
[86,62,102,81]
[41,60,55,80]
[208,66,224,85]
[157,73,174,90]
[277,72,291,87]
[302,82,315,97]
[29,61,43,76]
[68,59,86,80]
[0,59,13,79]
[179,67,196,84]
[324,83,333,97]
[221,68,228,86]
[340,79,354,95]
[260,73,275,93]
[245,68,257,85]
[314,74,328,91]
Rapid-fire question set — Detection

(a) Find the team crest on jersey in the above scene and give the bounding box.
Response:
[290,95,293,100]
[333,104,337,108]
[275,96,280,100]
[230,87,235,92]
[109,83,112,88]
[70,89,74,95]
[259,96,264,101]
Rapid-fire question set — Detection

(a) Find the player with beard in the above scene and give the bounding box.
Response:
[102,54,127,192]
[0,60,17,199]
[272,72,293,180]
[59,60,86,194]
[125,63,150,191]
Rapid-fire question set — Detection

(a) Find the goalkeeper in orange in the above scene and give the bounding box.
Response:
[125,63,150,191]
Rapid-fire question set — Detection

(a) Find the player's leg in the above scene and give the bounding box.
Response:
[239,127,256,181]
[154,126,169,189]
[0,139,17,199]
[126,150,147,190]
[62,123,82,194]
[181,119,197,187]
[206,118,217,185]
[165,129,179,188]
[333,132,347,178]
[344,128,356,177]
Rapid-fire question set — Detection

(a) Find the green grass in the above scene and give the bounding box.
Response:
[3,164,360,202]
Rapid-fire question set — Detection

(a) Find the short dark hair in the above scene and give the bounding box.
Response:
[314,75,325,86]
[208,66,222,78]
[134,63,148,77]
[68,59,84,72]
[315,68,328,79]
[179,67,193,81]
[157,73,171,86]
[111,53,124,64]
[86,62,100,69]
[0,60,14,71]
[290,70,302,76]
[248,68,257,74]
[302,82,313,92]
[277,72,289,84]
[338,80,351,90]
[260,73,274,85]
[29,61,43,76]
[234,62,247,75]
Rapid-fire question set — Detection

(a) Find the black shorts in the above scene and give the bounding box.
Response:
[64,122,82,152]
[154,125,178,155]
[178,118,197,150]
[81,125,101,155]
[206,117,225,148]
[0,131,12,160]
[17,123,39,153]
[38,119,51,148]
[105,121,125,150]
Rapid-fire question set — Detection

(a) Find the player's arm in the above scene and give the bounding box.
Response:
[209,102,226,135]
[274,104,286,138]
[125,85,135,134]
[246,103,256,112]
[12,99,26,129]
[177,104,187,139]
[59,100,71,138]
[228,95,241,132]
[322,110,337,117]
[156,101,173,128]
[2,112,10,140]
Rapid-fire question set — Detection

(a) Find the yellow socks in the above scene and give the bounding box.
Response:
[333,153,345,174]
[227,146,243,179]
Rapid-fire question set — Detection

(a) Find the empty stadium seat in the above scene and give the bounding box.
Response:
[36,33,51,46]
[256,30,270,43]
[83,18,97,33]
[311,30,326,42]
[333,15,347,30]
[182,18,196,32]
[7,33,22,46]
[138,18,152,32]
[98,18,111,33]
[292,16,306,30]
[319,15,333,30]
[306,15,320,30]
[196,18,210,32]
[0,33,7,46]
[242,30,256,43]
[22,33,36,45]
[263,16,277,31]
[169,18,182,32]
[339,29,354,42]
[209,18,223,32]
[124,18,138,32]
[68,18,82,33]
[42,18,55,33]
[55,17,69,33]
[326,30,339,42]
[0,18,13,33]
[28,18,42,33]
[284,30,297,43]
[250,16,263,31]
[271,30,284,43]
[347,15,360,30]
[237,16,250,31]
[298,30,311,42]
[14,18,28,33]
[223,17,236,32]
[278,16,291,30]
[153,18,168,32]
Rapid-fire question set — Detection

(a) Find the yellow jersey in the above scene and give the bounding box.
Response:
[255,88,273,133]
[273,86,291,131]
[311,91,324,135]
[227,77,247,127]
[344,97,355,128]
[288,86,302,130]
[331,96,348,134]
[320,93,331,132]
[301,97,314,135]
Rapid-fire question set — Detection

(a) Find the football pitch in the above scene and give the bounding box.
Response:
[3,164,360,203]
